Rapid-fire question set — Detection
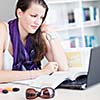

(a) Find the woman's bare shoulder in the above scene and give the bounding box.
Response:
[0,22,8,35]
[0,21,7,29]
[0,22,7,32]
[0,22,8,46]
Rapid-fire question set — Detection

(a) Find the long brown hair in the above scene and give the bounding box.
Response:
[15,0,48,62]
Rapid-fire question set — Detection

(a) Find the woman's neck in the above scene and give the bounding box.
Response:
[18,21,28,46]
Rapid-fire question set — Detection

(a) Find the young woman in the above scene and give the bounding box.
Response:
[0,0,68,83]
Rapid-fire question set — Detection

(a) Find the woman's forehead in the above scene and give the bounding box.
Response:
[27,3,46,15]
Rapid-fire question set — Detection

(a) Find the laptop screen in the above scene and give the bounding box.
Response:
[87,46,100,88]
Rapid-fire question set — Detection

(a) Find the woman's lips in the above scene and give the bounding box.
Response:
[31,25,38,30]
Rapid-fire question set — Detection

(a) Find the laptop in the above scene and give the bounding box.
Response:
[57,46,100,90]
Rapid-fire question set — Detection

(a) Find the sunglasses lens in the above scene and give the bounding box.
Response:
[40,87,55,99]
[26,88,38,99]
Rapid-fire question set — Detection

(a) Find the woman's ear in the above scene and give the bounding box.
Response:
[16,8,23,19]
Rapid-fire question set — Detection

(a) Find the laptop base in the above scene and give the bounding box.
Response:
[56,75,87,90]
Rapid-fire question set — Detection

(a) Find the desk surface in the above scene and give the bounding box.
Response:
[0,82,100,100]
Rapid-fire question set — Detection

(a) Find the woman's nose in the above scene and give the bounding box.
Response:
[34,18,41,25]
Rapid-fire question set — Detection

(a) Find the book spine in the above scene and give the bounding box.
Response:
[96,8,99,21]
[67,10,75,24]
[69,36,82,48]
[74,8,81,24]
[82,7,90,22]
[89,6,94,22]
[90,6,99,22]
[85,35,98,47]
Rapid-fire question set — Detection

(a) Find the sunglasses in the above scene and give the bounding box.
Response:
[26,87,55,99]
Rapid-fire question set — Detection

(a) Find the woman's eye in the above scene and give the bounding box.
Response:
[30,15,37,17]
[30,14,44,20]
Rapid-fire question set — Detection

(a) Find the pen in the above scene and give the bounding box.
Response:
[49,72,54,76]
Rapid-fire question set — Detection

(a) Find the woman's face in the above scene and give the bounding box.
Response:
[18,3,46,34]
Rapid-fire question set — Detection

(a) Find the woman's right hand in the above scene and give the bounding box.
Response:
[42,62,59,75]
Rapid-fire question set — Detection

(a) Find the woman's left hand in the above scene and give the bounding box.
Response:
[41,24,49,33]
[41,24,55,34]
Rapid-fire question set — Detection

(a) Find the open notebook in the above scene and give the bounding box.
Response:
[10,68,87,89]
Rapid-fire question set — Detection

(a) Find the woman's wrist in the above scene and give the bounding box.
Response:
[46,33,57,40]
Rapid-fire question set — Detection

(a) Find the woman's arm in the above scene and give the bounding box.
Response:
[0,61,58,83]
[0,62,58,83]
[48,36,69,71]
[0,22,7,69]
[41,24,69,71]
[42,32,54,61]
[0,70,46,83]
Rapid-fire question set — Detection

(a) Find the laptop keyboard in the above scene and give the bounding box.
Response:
[57,75,87,90]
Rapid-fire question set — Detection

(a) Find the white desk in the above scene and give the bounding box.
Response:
[0,83,100,100]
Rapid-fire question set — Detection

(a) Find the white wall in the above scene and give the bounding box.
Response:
[0,0,17,21]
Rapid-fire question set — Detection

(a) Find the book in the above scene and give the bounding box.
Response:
[85,35,97,47]
[67,10,75,23]
[89,6,99,22]
[11,68,88,89]
[83,7,91,22]
[65,48,91,69]
[73,8,81,24]
[66,51,82,68]
[69,36,83,48]
[95,8,99,21]
[10,48,90,89]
